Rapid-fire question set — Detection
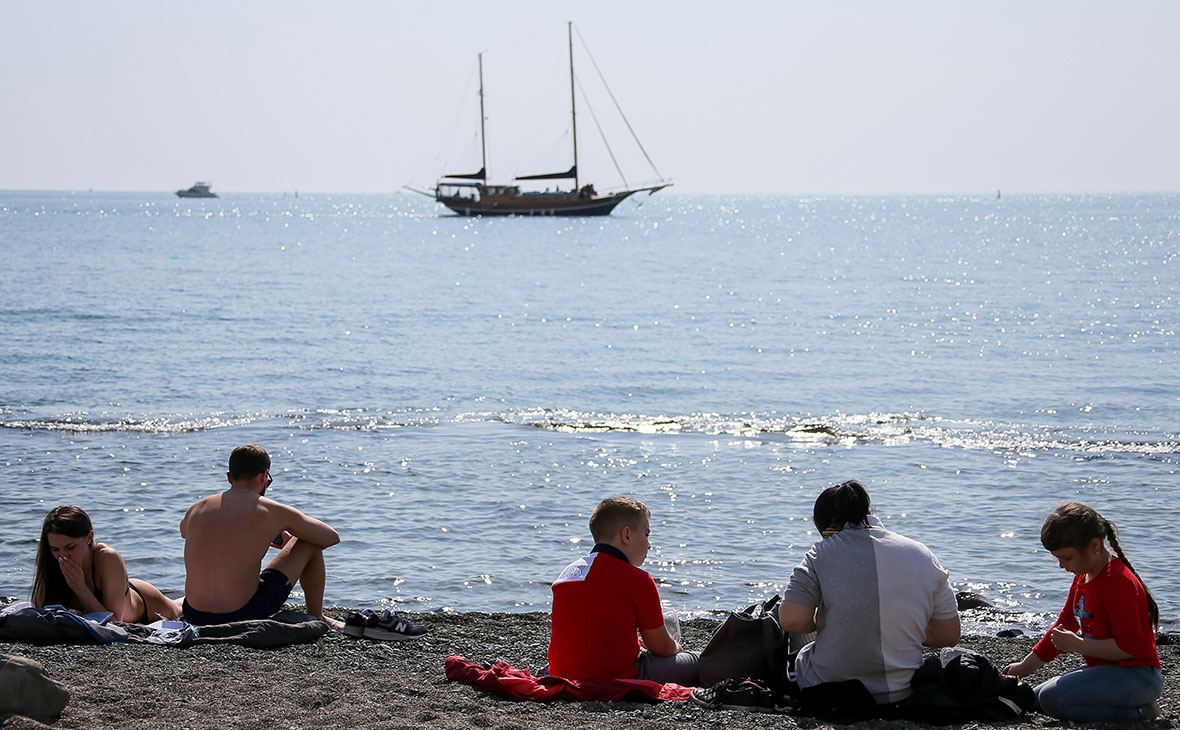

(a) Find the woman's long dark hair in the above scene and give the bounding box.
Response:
[812,479,873,532]
[31,505,92,608]
[1041,502,1159,632]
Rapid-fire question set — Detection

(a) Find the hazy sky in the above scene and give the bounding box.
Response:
[2,1,1178,195]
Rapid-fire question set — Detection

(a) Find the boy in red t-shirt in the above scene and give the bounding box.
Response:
[547,496,699,685]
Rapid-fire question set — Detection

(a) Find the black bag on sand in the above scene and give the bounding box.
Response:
[698,595,790,687]
[890,647,1036,724]
[791,648,1036,725]
[794,679,879,721]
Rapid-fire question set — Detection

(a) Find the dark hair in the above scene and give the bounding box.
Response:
[813,479,872,531]
[228,444,270,480]
[1041,502,1159,632]
[31,505,93,607]
[589,497,650,542]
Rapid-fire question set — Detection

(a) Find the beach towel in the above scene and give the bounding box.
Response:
[444,655,695,703]
[0,605,327,648]
[0,606,131,645]
[171,618,328,647]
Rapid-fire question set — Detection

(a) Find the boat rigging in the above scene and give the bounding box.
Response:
[407,22,670,216]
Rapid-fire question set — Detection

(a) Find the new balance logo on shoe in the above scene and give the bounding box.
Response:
[342,609,428,641]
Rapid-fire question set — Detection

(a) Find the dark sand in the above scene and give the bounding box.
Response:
[1,609,1175,729]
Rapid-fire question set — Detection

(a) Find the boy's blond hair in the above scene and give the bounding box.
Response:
[589,497,650,542]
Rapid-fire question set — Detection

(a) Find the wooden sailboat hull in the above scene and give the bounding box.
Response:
[438,189,638,217]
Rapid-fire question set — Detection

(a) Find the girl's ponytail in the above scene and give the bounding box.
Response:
[1103,518,1160,632]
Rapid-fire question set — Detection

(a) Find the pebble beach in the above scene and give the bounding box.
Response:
[1,608,1175,729]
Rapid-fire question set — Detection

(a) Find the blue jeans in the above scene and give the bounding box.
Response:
[1035,664,1162,722]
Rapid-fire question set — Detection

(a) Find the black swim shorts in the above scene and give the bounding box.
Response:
[181,568,294,626]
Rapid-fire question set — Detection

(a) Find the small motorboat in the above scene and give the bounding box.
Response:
[176,182,218,198]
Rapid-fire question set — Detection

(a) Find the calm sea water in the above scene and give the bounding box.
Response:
[1,190,1177,634]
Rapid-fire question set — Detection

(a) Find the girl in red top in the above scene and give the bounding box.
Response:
[1003,503,1162,722]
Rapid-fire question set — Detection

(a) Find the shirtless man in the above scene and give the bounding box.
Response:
[179,444,344,628]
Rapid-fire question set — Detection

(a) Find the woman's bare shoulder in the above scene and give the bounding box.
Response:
[92,542,126,567]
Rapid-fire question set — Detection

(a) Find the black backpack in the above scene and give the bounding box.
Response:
[892,647,1036,724]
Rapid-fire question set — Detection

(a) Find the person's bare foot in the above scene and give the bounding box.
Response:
[316,613,345,629]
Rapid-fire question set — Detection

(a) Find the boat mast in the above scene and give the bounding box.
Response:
[568,21,578,190]
[478,52,488,182]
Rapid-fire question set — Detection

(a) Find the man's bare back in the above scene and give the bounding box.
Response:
[180,445,342,627]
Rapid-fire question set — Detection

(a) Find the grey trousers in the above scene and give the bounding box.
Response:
[633,612,700,686]
[634,648,701,686]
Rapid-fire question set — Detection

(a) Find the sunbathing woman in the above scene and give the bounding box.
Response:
[31,505,181,623]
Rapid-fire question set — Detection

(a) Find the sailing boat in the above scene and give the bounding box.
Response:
[410,23,670,217]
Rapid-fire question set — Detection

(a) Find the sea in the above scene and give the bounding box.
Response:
[1,189,1177,636]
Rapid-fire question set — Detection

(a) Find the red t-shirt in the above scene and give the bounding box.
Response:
[547,548,666,681]
[1033,558,1160,667]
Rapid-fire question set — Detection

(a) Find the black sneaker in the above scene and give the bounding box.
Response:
[689,679,731,710]
[362,609,428,641]
[690,678,776,713]
[720,679,777,713]
[342,609,376,637]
